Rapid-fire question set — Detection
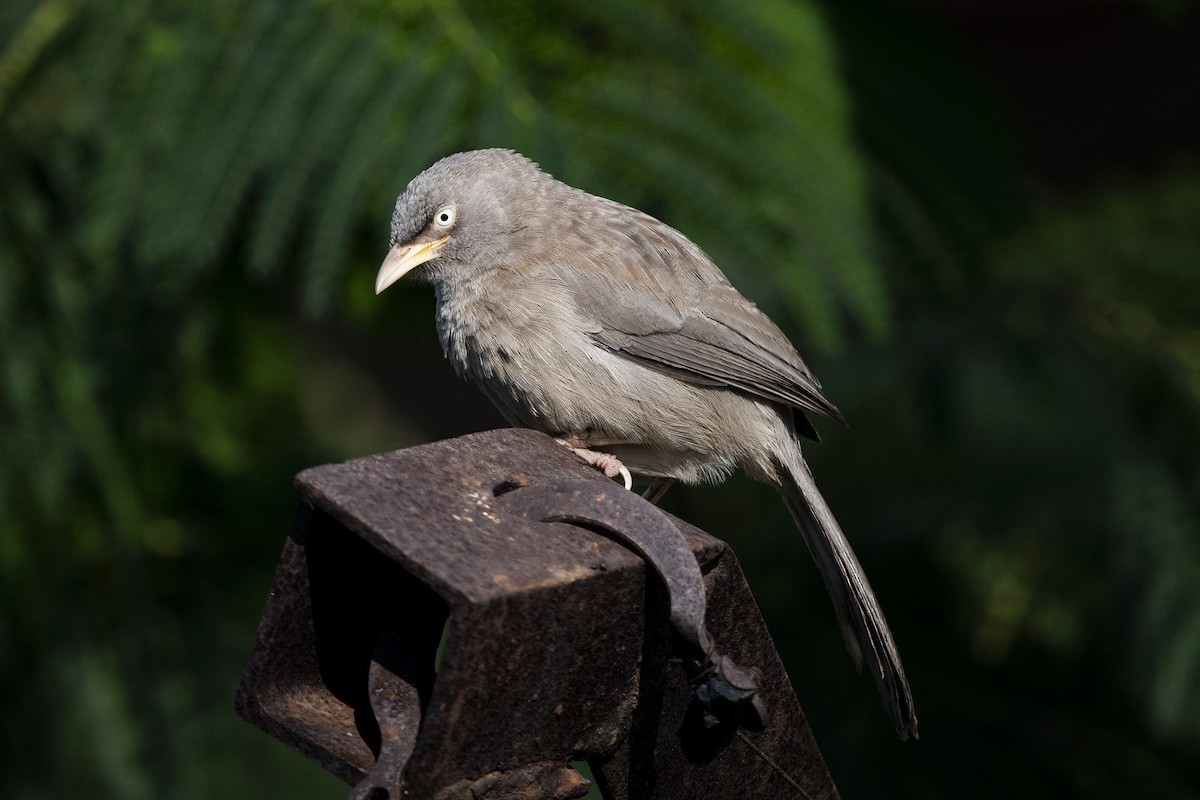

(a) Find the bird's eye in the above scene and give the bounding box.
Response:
[433,206,456,228]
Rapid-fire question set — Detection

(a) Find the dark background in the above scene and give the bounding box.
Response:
[3,1,1199,797]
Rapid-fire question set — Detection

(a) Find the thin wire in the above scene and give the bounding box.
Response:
[735,729,836,800]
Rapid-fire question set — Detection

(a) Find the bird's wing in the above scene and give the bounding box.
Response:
[541,208,844,429]
[591,279,843,426]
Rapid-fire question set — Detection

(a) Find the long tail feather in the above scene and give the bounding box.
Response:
[776,445,919,740]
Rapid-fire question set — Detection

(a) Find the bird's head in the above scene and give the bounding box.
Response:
[375,149,542,293]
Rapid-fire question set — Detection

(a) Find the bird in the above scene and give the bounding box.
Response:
[375,148,918,739]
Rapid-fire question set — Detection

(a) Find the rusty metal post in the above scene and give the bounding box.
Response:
[236,428,839,799]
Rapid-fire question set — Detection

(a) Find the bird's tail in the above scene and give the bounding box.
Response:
[775,443,919,740]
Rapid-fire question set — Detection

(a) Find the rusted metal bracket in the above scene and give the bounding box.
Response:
[236,428,839,799]
[502,481,768,736]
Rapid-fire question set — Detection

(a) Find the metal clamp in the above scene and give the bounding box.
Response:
[236,428,838,799]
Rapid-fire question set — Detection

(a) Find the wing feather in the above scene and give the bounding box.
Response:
[539,190,845,434]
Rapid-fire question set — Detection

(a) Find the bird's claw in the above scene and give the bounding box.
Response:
[556,441,633,491]
[616,464,633,491]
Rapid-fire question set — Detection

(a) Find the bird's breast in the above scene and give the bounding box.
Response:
[433,273,602,433]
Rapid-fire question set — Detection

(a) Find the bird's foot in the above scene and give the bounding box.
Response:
[556,440,633,490]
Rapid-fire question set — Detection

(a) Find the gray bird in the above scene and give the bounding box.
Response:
[375,148,917,739]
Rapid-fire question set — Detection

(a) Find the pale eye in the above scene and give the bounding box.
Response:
[433,205,456,228]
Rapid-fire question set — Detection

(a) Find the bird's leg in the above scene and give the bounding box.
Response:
[642,477,675,505]
[555,439,633,490]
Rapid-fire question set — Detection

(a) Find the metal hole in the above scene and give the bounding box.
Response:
[492,478,525,496]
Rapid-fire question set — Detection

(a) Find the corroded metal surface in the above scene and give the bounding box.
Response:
[501,481,767,734]
[236,428,838,799]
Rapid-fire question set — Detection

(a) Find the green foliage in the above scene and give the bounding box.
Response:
[79,0,885,329]
[992,169,1200,745]
[2,0,1200,798]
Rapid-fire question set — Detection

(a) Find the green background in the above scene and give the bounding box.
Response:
[3,1,1199,797]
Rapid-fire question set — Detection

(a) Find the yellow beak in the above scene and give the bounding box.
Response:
[374,236,450,294]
